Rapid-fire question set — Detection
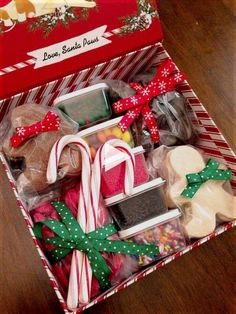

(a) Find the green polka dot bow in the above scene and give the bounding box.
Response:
[181,159,232,199]
[34,202,159,290]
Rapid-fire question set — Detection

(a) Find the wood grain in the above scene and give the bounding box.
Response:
[0,1,236,313]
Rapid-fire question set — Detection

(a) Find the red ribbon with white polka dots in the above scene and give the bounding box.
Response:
[112,59,186,143]
[10,111,61,148]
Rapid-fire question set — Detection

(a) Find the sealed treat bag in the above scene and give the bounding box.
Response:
[31,191,137,303]
[111,58,198,150]
[54,83,112,128]
[105,178,168,230]
[147,145,236,239]
[1,104,82,196]
[119,209,186,266]
[101,146,149,198]
[78,117,135,159]
[39,135,158,309]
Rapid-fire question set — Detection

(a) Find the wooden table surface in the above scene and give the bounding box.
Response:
[0,1,236,313]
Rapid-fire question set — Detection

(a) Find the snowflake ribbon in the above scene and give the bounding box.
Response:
[10,111,60,148]
[181,159,232,199]
[34,202,159,290]
[112,59,186,143]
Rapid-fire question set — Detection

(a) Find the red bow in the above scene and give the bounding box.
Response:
[112,59,186,143]
[10,111,61,148]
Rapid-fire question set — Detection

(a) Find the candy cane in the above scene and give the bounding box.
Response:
[92,139,135,212]
[47,137,135,309]
[47,134,93,309]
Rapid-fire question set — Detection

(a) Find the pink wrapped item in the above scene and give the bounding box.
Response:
[31,182,137,298]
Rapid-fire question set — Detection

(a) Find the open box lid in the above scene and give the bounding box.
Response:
[0,0,163,100]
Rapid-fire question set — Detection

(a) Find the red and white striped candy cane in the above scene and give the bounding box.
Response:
[92,139,135,212]
[47,134,93,309]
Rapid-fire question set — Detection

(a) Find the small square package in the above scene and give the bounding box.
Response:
[101,146,149,198]
[54,83,112,128]
[105,178,168,230]
[119,209,186,266]
[78,117,135,158]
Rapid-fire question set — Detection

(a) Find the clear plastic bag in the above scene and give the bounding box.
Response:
[1,104,82,197]
[146,145,236,238]
[96,74,199,150]
[132,68,199,147]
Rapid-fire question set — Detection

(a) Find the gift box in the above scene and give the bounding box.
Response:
[0,1,236,313]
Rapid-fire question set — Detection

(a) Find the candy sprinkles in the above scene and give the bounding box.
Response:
[119,209,186,266]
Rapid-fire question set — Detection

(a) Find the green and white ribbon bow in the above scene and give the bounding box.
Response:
[34,202,159,289]
[181,159,232,199]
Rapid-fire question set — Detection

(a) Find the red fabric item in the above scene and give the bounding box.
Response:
[10,111,60,148]
[112,59,186,143]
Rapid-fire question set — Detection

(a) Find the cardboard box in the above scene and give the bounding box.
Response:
[0,1,236,313]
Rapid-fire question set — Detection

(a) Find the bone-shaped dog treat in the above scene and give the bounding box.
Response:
[2,104,81,193]
[163,146,236,238]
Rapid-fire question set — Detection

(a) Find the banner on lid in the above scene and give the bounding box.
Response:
[27,25,112,69]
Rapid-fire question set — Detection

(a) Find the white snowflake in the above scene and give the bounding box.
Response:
[150,126,158,134]
[127,111,137,119]
[134,84,143,91]
[114,101,123,111]
[16,127,26,136]
[141,88,150,96]
[161,68,169,77]
[130,96,138,105]
[144,112,153,121]
[119,123,127,132]
[174,73,183,82]
[158,81,167,92]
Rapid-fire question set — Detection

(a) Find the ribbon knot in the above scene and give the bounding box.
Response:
[181,159,232,199]
[34,202,159,290]
[112,59,186,143]
[10,111,61,148]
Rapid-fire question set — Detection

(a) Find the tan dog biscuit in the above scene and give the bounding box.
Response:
[165,146,236,238]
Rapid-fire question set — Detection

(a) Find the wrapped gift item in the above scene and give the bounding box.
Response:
[39,135,158,309]
[54,83,112,128]
[1,104,81,195]
[101,146,149,198]
[105,178,168,230]
[78,117,135,158]
[119,209,186,266]
[110,59,198,150]
[32,192,159,306]
[31,190,135,301]
[147,145,236,239]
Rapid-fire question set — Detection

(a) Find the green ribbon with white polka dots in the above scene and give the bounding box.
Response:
[181,159,232,199]
[34,201,159,290]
